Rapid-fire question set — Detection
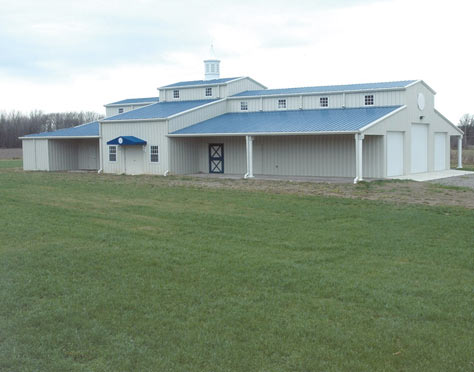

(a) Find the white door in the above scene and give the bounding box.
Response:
[434,133,447,171]
[125,146,144,175]
[387,131,404,176]
[411,124,428,173]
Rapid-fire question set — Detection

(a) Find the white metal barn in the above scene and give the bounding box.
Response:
[21,59,464,182]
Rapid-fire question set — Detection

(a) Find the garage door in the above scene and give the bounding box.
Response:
[411,124,428,173]
[387,132,404,176]
[125,147,144,175]
[434,133,447,171]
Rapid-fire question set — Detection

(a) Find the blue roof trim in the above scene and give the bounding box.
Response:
[103,99,218,121]
[107,136,147,145]
[171,106,402,135]
[231,80,417,97]
[107,97,159,105]
[23,121,99,138]
[161,77,241,88]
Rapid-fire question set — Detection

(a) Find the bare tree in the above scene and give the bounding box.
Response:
[458,114,474,147]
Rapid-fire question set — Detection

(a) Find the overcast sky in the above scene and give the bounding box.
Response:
[0,0,472,123]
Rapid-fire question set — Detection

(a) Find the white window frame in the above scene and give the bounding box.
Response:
[365,95,374,106]
[240,101,248,111]
[278,99,287,109]
[173,90,180,99]
[205,87,212,97]
[320,97,328,107]
[118,108,124,113]
[109,146,117,162]
[150,145,159,163]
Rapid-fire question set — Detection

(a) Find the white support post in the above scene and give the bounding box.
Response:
[457,136,463,169]
[354,134,364,183]
[245,136,255,179]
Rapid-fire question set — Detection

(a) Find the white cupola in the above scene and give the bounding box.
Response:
[204,44,220,80]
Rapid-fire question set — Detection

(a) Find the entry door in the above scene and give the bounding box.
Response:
[411,124,428,173]
[434,133,447,171]
[209,144,224,173]
[125,146,144,175]
[387,132,404,176]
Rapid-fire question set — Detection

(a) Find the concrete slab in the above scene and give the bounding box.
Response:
[389,169,474,182]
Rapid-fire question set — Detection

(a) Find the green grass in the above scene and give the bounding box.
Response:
[0,159,22,168]
[1,170,473,372]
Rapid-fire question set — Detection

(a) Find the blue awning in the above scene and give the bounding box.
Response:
[107,136,147,145]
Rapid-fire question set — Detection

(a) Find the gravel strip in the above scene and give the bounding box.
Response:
[429,173,474,189]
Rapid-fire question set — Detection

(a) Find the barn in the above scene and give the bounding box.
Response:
[21,58,464,182]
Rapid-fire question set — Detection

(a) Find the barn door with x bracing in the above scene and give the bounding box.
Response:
[209,144,224,173]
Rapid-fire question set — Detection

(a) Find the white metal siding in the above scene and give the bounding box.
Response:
[35,139,50,170]
[48,140,78,170]
[227,90,405,113]
[226,78,266,96]
[22,140,37,170]
[386,132,404,176]
[411,124,428,173]
[434,132,447,171]
[363,135,384,178]
[168,100,227,133]
[78,139,99,169]
[101,121,169,175]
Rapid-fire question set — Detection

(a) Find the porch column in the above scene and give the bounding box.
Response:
[245,135,254,179]
[354,133,364,183]
[457,135,463,169]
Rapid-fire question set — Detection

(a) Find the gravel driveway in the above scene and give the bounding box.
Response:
[429,173,474,189]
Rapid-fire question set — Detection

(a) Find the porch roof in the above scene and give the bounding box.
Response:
[169,106,402,136]
[21,121,99,139]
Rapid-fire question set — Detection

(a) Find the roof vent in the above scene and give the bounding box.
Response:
[204,44,220,80]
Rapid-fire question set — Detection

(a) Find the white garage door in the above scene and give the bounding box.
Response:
[125,147,144,175]
[411,124,428,173]
[434,133,447,171]
[387,131,404,176]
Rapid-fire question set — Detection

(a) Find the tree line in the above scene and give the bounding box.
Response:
[0,111,103,148]
[458,114,474,147]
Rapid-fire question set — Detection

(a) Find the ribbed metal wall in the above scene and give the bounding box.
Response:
[170,134,384,178]
[168,100,227,132]
[226,78,266,96]
[101,121,169,175]
[22,140,38,170]
[78,139,99,169]
[227,90,405,113]
[48,140,78,170]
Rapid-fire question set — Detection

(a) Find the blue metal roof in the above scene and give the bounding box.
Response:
[232,80,417,97]
[161,77,241,88]
[107,136,147,145]
[107,97,159,105]
[23,121,99,138]
[171,106,402,135]
[103,99,218,121]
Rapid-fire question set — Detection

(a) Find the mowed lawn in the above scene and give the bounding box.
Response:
[0,164,473,371]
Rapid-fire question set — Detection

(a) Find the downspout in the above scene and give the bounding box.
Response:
[98,121,103,173]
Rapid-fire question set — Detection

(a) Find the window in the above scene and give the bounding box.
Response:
[150,145,159,163]
[205,87,212,97]
[173,90,180,99]
[365,95,374,105]
[109,146,117,162]
[118,108,124,113]
[320,97,328,107]
[278,99,287,109]
[240,101,248,111]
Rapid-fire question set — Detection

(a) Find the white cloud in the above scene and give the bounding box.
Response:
[0,0,472,123]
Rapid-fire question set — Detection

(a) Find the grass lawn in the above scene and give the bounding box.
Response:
[0,169,473,371]
[0,159,22,168]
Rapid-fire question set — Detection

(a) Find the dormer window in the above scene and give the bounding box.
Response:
[205,87,212,97]
[240,101,248,111]
[173,90,180,99]
[278,99,287,109]
[118,108,124,113]
[320,97,328,107]
[365,95,374,105]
